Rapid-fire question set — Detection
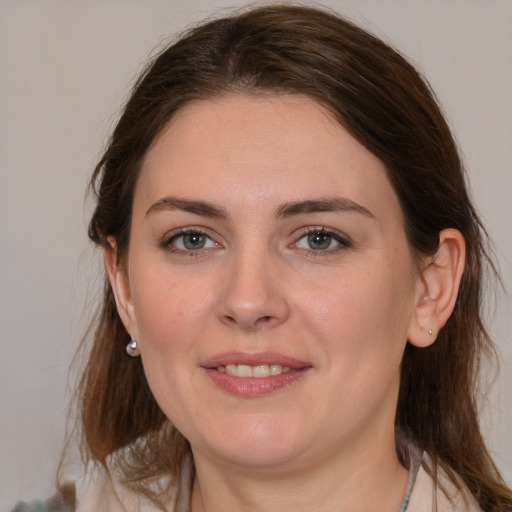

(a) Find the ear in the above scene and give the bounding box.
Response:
[104,237,138,340]
[407,228,466,348]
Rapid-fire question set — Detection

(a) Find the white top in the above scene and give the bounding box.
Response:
[74,454,481,512]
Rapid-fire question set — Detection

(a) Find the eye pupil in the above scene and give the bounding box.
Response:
[308,232,331,250]
[183,233,206,250]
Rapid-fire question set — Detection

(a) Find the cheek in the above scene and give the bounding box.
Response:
[130,267,215,353]
[130,271,217,426]
[297,259,414,367]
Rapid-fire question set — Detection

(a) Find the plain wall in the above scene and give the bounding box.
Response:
[1,0,510,508]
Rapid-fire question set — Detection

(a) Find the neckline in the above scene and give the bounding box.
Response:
[397,450,425,512]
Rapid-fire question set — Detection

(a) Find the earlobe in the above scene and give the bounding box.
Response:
[104,238,138,339]
[408,229,466,348]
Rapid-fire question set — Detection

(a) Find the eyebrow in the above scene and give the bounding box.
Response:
[145,196,374,220]
[275,197,374,219]
[145,197,229,219]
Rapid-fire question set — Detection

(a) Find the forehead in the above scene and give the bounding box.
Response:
[136,93,401,220]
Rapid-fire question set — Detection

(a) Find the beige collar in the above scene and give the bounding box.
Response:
[76,455,480,512]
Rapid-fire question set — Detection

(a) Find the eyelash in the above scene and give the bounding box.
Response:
[292,227,351,257]
[161,228,220,257]
[160,226,352,258]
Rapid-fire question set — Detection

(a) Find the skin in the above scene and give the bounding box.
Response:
[107,94,465,511]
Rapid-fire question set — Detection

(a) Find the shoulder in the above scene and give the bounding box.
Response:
[408,463,481,512]
[74,460,191,512]
[74,468,153,512]
[9,484,75,512]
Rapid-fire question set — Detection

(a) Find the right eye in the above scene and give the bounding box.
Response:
[165,229,219,253]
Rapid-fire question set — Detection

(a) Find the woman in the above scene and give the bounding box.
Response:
[11,4,512,512]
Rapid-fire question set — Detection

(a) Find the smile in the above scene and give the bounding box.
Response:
[201,353,312,397]
[217,364,293,378]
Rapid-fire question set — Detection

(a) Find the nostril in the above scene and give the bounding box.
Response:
[224,315,237,324]
[222,313,276,330]
[254,315,274,327]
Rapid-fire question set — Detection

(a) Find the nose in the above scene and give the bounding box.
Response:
[216,247,290,331]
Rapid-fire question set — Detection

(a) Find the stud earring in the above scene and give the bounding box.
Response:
[126,338,140,357]
[428,329,433,335]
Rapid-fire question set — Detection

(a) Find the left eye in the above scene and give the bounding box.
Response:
[169,231,218,251]
[295,230,344,251]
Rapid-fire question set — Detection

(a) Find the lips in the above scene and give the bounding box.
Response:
[201,352,312,397]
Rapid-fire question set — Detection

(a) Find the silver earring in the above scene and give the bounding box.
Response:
[126,338,140,357]
[428,329,433,335]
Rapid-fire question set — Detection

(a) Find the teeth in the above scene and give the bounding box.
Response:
[220,364,293,377]
[237,364,253,377]
[252,364,270,377]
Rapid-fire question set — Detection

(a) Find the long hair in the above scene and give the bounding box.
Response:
[80,5,512,509]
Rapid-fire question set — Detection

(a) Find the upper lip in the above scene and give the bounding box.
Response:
[201,351,312,370]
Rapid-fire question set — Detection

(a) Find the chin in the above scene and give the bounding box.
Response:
[210,443,302,470]
[193,416,309,470]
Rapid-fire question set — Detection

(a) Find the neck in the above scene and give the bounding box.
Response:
[189,429,409,512]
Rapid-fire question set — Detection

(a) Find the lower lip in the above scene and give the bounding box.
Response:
[203,368,310,397]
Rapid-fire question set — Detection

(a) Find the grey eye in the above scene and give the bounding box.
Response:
[307,232,334,250]
[296,230,341,251]
[171,231,217,251]
[182,232,207,250]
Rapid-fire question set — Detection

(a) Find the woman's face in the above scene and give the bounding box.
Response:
[114,94,423,472]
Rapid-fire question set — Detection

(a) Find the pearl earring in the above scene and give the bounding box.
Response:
[126,338,140,357]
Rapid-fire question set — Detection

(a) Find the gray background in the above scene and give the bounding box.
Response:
[1,1,511,508]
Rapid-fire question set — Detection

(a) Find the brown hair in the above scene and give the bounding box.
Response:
[80,4,512,509]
